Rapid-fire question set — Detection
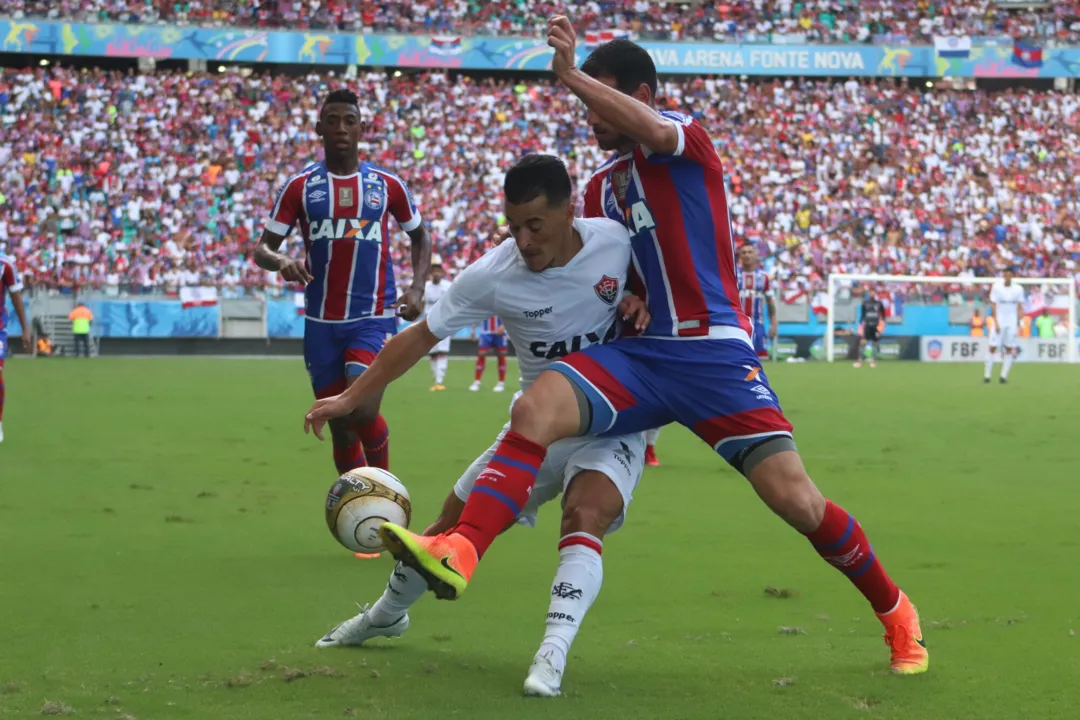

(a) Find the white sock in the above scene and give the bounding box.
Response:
[1002,353,1015,379]
[644,428,661,446]
[366,562,427,626]
[535,533,604,674]
[430,356,439,383]
[435,356,448,384]
[984,352,996,379]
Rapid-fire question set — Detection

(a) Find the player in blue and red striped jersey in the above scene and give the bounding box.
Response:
[736,242,777,360]
[333,26,928,676]
[469,316,508,393]
[0,253,31,444]
[255,88,432,482]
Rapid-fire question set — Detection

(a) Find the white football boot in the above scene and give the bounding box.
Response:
[493,382,505,393]
[523,656,563,697]
[469,380,481,392]
[315,604,409,648]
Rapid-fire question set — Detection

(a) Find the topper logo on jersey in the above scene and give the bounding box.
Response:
[309,218,383,242]
[627,200,656,234]
[593,275,619,305]
[529,322,618,360]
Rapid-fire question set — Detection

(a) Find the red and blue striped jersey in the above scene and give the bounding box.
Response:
[736,267,771,327]
[583,111,750,340]
[1,255,22,332]
[481,316,504,335]
[264,161,421,322]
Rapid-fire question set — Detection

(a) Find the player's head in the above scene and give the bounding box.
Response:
[431,261,445,282]
[737,242,758,270]
[503,154,574,273]
[1004,267,1015,284]
[581,40,658,151]
[316,89,365,157]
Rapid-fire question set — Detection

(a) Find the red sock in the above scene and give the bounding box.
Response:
[497,352,507,382]
[333,440,367,474]
[0,367,5,423]
[475,354,486,381]
[356,415,390,471]
[453,431,546,558]
[806,500,900,614]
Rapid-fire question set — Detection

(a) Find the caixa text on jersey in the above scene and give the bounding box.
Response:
[529,324,618,360]
[309,218,384,242]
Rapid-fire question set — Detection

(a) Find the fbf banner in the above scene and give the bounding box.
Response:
[3,21,1080,78]
[920,336,1079,363]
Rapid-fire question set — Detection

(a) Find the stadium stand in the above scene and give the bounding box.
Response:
[1,66,1078,298]
[6,0,1080,43]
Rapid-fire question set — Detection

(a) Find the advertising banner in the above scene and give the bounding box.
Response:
[920,336,1079,363]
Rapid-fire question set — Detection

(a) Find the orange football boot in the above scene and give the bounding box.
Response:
[878,591,929,675]
[378,523,478,600]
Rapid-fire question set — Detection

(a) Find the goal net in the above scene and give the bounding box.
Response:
[824,273,1078,364]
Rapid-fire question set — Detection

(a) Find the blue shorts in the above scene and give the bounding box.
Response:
[551,335,793,467]
[0,331,7,365]
[752,323,768,358]
[478,332,507,351]
[303,317,397,398]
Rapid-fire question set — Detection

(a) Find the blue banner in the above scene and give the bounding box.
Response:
[3,20,1079,77]
[88,300,219,338]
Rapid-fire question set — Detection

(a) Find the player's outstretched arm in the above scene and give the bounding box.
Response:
[547,16,678,156]
[253,229,312,285]
[304,321,440,439]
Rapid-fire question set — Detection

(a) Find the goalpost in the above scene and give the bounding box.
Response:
[824,274,1078,364]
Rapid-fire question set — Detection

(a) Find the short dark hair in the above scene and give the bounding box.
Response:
[323,88,359,108]
[504,154,572,206]
[580,39,658,100]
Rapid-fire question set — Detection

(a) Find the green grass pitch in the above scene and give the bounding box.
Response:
[1,357,1078,719]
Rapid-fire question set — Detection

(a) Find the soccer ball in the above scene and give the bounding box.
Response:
[325,468,412,554]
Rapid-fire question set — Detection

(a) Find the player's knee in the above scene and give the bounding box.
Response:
[509,372,585,444]
[508,389,560,444]
[562,473,622,538]
[747,451,824,533]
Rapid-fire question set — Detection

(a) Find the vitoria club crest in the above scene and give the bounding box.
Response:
[594,275,619,305]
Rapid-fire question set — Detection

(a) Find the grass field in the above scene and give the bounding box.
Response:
[1,357,1078,719]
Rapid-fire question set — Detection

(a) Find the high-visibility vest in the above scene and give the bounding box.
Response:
[1019,316,1032,338]
[970,315,985,337]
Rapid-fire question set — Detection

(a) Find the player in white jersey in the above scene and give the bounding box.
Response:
[423,258,452,391]
[985,268,1025,384]
[307,154,651,697]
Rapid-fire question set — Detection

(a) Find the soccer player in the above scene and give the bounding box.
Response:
[985,268,1025,384]
[424,258,451,391]
[309,154,650,697]
[0,252,30,443]
[644,427,661,466]
[254,88,432,477]
[314,27,928,677]
[469,316,508,393]
[736,242,776,360]
[855,287,887,368]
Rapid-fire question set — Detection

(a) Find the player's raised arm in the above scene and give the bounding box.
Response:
[547,16,679,156]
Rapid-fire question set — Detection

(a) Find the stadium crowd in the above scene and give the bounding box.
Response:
[1,65,1079,299]
[7,0,1080,44]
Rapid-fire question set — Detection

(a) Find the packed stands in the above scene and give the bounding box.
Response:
[7,0,1080,43]
[1,66,1078,298]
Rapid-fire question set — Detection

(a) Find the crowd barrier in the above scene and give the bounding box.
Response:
[2,20,1079,77]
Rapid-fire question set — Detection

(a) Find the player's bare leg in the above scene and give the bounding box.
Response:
[984,345,999,384]
[470,348,488,391]
[379,370,582,599]
[525,470,622,697]
[745,448,927,674]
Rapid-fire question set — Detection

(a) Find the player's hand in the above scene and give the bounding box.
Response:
[547,16,578,79]
[304,395,353,440]
[392,286,425,321]
[619,294,650,333]
[22,330,31,351]
[278,257,313,286]
[492,226,511,245]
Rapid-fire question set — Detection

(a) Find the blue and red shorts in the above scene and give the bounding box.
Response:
[478,332,507,351]
[0,331,7,366]
[551,334,793,467]
[303,317,396,399]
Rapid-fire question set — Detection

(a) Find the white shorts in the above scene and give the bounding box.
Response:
[990,326,1019,349]
[453,424,646,533]
[429,336,452,355]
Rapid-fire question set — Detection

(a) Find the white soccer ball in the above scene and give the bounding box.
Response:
[325,468,412,554]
